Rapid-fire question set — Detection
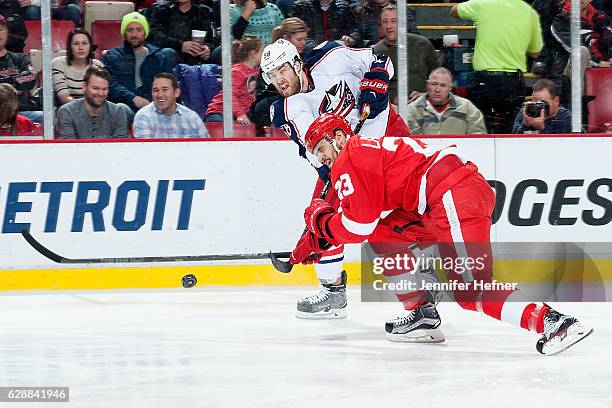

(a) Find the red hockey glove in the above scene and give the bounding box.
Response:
[304,198,335,239]
[289,231,324,265]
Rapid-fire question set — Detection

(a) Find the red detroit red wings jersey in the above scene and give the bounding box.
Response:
[327,135,463,244]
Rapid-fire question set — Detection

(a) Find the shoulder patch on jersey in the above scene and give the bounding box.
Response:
[319,79,355,118]
[304,41,343,68]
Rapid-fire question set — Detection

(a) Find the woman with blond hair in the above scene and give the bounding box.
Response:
[271,17,309,56]
[0,83,41,136]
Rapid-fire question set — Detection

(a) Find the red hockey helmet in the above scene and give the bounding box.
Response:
[304,113,352,153]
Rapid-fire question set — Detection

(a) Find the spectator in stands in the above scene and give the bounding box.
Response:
[134,72,208,138]
[528,0,562,75]
[271,17,308,55]
[0,83,40,136]
[0,1,27,53]
[56,66,129,139]
[103,12,177,113]
[372,4,439,105]
[52,28,103,105]
[512,78,571,134]
[551,0,612,97]
[407,67,486,135]
[348,0,416,47]
[286,0,355,49]
[248,18,308,133]
[452,0,543,134]
[148,0,218,66]
[230,0,283,45]
[0,15,41,123]
[21,1,82,27]
[206,36,263,126]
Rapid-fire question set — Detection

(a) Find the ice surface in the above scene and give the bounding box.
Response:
[0,288,609,408]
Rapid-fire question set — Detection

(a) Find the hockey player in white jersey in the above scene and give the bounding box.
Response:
[261,39,413,319]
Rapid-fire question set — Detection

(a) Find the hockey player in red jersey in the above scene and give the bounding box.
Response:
[294,113,593,355]
[260,39,414,319]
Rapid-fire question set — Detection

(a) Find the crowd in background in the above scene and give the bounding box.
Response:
[1,0,611,138]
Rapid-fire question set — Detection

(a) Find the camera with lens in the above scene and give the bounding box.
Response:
[524,101,550,118]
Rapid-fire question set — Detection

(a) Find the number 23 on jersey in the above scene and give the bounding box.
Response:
[335,173,354,200]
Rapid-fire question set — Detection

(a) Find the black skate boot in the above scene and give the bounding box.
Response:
[385,301,445,343]
[296,270,347,319]
[536,305,593,355]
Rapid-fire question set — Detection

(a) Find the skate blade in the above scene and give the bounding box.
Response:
[385,328,446,343]
[295,308,347,320]
[541,323,594,356]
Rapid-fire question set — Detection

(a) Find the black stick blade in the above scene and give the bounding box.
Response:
[268,251,293,273]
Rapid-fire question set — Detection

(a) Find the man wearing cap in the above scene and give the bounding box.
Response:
[103,11,177,113]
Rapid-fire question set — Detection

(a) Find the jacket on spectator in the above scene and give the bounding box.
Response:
[287,0,355,47]
[0,114,41,136]
[348,0,415,47]
[552,0,612,62]
[372,33,440,103]
[206,62,259,118]
[103,42,176,111]
[512,105,572,134]
[173,63,222,120]
[407,93,487,135]
[148,1,219,65]
[0,50,37,111]
[0,0,27,53]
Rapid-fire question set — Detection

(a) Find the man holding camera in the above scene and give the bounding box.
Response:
[512,78,571,134]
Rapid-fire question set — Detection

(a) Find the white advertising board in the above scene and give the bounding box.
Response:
[0,136,610,269]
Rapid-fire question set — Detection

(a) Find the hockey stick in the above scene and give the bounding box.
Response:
[268,106,370,273]
[21,229,291,264]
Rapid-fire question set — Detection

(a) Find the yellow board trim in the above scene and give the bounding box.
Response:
[1,259,611,291]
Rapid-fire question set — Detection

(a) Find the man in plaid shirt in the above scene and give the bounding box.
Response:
[134,72,208,138]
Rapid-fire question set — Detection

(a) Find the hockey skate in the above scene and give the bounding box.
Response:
[385,302,445,343]
[536,305,593,355]
[296,270,347,319]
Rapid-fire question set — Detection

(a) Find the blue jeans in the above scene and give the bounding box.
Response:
[19,111,44,124]
[206,113,223,122]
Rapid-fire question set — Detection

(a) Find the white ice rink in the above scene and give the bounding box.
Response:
[0,287,610,408]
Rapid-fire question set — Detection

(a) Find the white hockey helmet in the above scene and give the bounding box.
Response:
[261,39,302,85]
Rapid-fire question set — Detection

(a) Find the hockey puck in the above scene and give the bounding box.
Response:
[181,274,197,288]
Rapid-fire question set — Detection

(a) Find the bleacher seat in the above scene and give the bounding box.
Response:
[24,20,75,54]
[29,49,67,77]
[91,20,123,60]
[204,122,259,138]
[585,68,612,132]
[83,1,134,36]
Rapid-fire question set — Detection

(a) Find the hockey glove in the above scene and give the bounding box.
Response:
[358,70,389,119]
[289,231,323,265]
[304,198,336,240]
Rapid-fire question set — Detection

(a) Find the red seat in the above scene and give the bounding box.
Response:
[204,122,258,138]
[91,20,123,60]
[585,68,612,132]
[24,20,75,54]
